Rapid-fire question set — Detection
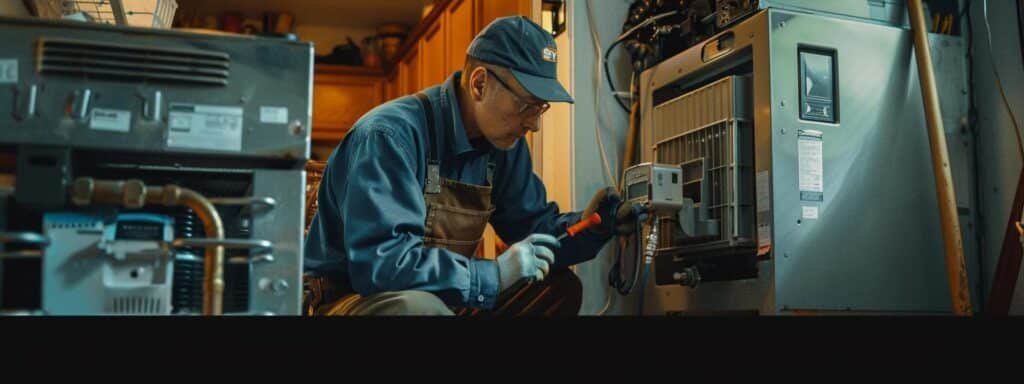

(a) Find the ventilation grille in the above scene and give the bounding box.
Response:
[655,119,754,247]
[38,38,230,86]
[651,75,755,252]
[109,296,164,314]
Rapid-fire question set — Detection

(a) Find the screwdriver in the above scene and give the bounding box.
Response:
[557,212,602,241]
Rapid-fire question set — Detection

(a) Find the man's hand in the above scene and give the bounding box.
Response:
[614,201,646,235]
[582,187,622,236]
[496,234,560,292]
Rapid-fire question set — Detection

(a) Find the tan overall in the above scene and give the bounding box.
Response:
[305,92,580,316]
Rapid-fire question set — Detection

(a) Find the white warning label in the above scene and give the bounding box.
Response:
[798,131,824,201]
[801,206,819,220]
[259,106,289,124]
[167,103,243,152]
[89,108,132,132]
[756,170,770,213]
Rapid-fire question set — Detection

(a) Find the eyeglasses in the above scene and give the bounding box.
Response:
[485,68,551,117]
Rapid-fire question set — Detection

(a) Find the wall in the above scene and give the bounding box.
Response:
[569,0,636,315]
[970,0,1024,313]
[538,6,574,222]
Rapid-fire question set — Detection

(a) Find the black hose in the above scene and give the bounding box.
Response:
[608,205,646,296]
[604,38,632,112]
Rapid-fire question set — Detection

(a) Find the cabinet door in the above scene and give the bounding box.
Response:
[447,0,475,72]
[400,46,420,95]
[312,73,383,141]
[478,0,532,30]
[419,16,448,89]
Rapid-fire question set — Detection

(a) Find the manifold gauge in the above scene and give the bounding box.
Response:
[622,162,684,215]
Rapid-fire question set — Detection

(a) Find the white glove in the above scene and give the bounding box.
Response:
[496,233,559,292]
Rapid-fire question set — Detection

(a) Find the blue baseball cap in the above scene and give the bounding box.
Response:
[467,16,573,104]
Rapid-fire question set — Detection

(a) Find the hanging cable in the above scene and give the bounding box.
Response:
[603,10,679,113]
[608,205,650,296]
[586,0,619,188]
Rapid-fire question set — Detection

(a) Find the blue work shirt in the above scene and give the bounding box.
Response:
[304,71,610,309]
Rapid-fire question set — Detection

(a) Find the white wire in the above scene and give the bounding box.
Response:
[586,0,618,316]
[586,0,619,188]
[982,0,1024,161]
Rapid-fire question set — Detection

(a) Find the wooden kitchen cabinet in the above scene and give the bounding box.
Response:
[447,0,475,72]
[478,0,532,31]
[399,46,420,96]
[388,0,533,98]
[419,17,448,90]
[311,65,385,141]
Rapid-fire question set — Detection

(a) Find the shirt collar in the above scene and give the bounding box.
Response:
[443,71,495,157]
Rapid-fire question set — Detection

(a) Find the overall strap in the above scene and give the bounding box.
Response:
[414,92,442,194]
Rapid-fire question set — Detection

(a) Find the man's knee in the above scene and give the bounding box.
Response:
[350,290,455,316]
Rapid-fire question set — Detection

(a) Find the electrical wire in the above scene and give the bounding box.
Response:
[604,40,632,112]
[603,10,680,113]
[585,0,619,188]
[608,207,646,296]
[982,0,1024,161]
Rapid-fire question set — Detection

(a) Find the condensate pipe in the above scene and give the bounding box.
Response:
[907,0,972,315]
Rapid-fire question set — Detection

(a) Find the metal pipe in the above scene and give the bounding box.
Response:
[907,0,973,315]
[108,0,128,26]
[71,177,226,315]
[157,187,225,316]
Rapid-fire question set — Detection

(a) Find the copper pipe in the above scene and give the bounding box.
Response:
[71,177,226,315]
[907,0,972,315]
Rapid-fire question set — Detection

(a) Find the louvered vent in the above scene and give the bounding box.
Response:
[109,296,164,314]
[37,38,230,86]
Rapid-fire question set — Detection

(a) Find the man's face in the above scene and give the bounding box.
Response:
[473,67,550,150]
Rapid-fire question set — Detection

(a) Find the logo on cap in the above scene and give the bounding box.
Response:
[542,47,557,63]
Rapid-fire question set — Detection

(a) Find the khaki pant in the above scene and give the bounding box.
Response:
[317,269,583,316]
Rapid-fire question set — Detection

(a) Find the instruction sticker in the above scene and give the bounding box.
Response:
[801,206,819,220]
[758,222,772,246]
[259,106,288,124]
[167,103,243,152]
[89,108,132,132]
[798,130,824,201]
[756,170,770,213]
[755,170,772,251]
[0,59,16,83]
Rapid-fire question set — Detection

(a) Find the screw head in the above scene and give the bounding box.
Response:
[271,279,289,294]
[289,120,304,136]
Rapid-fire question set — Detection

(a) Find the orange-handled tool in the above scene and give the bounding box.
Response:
[557,212,602,241]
